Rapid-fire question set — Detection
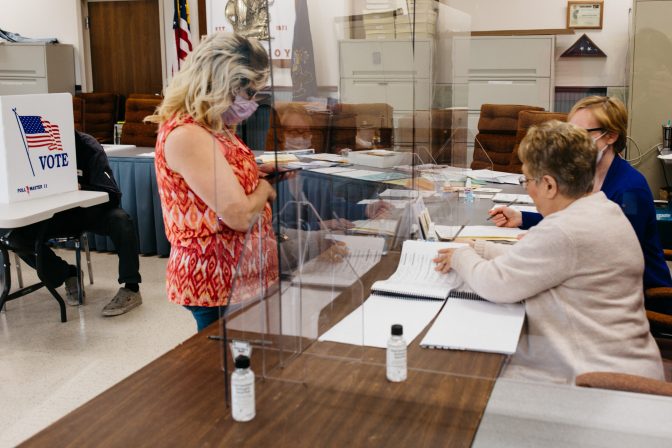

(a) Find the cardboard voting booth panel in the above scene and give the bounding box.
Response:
[0,93,77,203]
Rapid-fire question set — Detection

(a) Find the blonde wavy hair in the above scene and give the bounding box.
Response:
[568,96,628,153]
[146,32,269,132]
[519,120,596,198]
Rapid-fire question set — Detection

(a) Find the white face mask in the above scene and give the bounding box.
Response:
[592,131,609,164]
[284,135,312,150]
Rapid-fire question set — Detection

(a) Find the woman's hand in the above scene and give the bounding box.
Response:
[320,218,355,231]
[433,248,455,273]
[257,178,276,202]
[317,241,349,262]
[365,200,393,219]
[488,206,522,228]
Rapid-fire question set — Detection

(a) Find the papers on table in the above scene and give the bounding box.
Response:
[469,169,521,185]
[434,225,522,241]
[309,166,357,175]
[378,189,435,199]
[136,152,155,158]
[358,198,409,209]
[318,295,445,348]
[256,153,299,164]
[350,218,399,236]
[492,193,534,205]
[302,153,347,163]
[287,160,336,169]
[293,235,385,288]
[420,297,525,355]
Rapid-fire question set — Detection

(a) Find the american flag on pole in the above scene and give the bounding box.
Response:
[173,0,193,69]
[18,115,63,151]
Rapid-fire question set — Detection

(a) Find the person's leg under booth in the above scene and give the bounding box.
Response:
[82,205,143,316]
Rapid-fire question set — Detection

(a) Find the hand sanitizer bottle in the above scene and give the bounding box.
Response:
[386,324,407,382]
[231,355,255,422]
[464,177,475,204]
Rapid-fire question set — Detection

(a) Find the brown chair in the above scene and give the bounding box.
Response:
[78,93,118,143]
[120,97,161,147]
[471,104,544,172]
[72,96,84,132]
[510,110,568,174]
[576,372,672,396]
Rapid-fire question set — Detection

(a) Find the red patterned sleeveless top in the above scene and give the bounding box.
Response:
[155,115,278,307]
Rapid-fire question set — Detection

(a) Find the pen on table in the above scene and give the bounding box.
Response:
[486,199,518,221]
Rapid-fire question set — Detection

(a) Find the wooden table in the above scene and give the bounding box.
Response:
[23,252,506,447]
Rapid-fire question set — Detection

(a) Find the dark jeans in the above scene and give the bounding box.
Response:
[5,204,141,288]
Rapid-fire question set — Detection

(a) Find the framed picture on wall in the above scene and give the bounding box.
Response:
[567,1,604,29]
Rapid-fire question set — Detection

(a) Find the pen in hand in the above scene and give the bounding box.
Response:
[486,199,517,221]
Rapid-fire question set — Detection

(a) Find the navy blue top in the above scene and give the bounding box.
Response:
[521,156,672,289]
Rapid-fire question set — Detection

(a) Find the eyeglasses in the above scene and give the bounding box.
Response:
[584,127,605,134]
[243,87,258,100]
[518,176,538,188]
[285,128,311,138]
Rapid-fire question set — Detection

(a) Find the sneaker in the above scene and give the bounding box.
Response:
[102,287,142,317]
[64,275,85,306]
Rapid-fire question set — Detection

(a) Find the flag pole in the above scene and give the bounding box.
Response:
[12,108,35,176]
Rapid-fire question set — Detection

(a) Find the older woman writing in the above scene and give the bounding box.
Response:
[147,33,278,331]
[434,121,663,382]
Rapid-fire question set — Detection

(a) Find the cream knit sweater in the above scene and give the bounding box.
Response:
[451,192,664,383]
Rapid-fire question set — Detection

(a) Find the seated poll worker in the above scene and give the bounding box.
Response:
[7,131,142,316]
[433,121,664,382]
[490,97,672,303]
[270,103,392,231]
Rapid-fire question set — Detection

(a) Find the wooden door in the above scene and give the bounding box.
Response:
[88,0,163,96]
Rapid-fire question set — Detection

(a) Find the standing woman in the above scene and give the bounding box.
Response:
[147,33,278,331]
[491,96,672,295]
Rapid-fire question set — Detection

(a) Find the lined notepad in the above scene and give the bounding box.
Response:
[434,225,522,241]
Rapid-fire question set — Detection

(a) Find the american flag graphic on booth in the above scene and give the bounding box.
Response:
[18,115,63,151]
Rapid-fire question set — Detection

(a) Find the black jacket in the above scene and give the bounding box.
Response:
[74,131,122,207]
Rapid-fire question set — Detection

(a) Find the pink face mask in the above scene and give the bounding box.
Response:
[221,94,259,125]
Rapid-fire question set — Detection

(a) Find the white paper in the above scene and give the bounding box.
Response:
[318,295,444,348]
[309,167,357,174]
[434,225,522,240]
[492,193,534,205]
[420,298,525,355]
[378,189,435,198]
[371,240,468,299]
[293,235,385,288]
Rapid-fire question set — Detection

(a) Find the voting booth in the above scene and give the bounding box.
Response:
[0,93,77,203]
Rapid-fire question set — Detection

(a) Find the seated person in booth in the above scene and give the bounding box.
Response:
[490,97,672,308]
[269,103,392,231]
[433,121,664,382]
[146,33,279,332]
[7,131,143,316]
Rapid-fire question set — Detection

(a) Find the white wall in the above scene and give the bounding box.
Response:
[3,0,85,88]
[445,0,633,87]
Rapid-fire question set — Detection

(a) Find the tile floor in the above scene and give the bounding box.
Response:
[0,249,196,447]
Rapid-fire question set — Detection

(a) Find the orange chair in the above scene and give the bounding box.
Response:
[576,372,672,396]
[471,104,544,172]
[120,97,161,147]
[510,110,568,174]
[78,93,118,143]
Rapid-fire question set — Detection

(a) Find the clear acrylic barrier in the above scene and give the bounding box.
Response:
[210,1,648,440]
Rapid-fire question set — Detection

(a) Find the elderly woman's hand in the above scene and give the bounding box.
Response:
[317,241,349,262]
[433,248,456,274]
[488,206,522,228]
[365,200,393,219]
